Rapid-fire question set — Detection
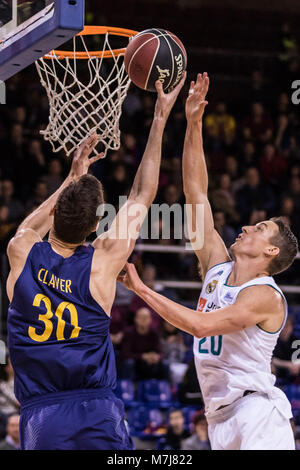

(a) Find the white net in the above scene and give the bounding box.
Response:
[35,31,134,157]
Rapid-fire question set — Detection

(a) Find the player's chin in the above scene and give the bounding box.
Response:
[230,241,237,251]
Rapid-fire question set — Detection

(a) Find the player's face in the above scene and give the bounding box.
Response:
[231,220,279,257]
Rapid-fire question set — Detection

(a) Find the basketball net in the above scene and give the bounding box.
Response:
[35,27,137,157]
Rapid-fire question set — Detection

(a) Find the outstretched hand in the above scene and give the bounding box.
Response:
[69,132,104,179]
[117,262,145,293]
[154,72,187,121]
[186,72,209,122]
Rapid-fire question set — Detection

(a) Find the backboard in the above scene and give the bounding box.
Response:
[0,0,84,81]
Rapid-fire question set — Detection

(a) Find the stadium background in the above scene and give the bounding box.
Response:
[0,0,300,450]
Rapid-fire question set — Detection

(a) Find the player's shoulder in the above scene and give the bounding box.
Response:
[7,228,42,261]
[236,283,285,313]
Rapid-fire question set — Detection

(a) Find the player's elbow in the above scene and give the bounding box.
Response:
[192,320,209,339]
[184,186,207,203]
[129,191,154,210]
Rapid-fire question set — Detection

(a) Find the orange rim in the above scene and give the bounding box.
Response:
[44,26,138,60]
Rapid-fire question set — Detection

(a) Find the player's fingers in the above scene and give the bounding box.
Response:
[199,100,209,109]
[83,132,98,150]
[89,152,105,164]
[126,262,135,271]
[203,75,209,92]
[155,79,164,98]
[169,71,186,96]
[196,72,203,85]
[179,71,187,88]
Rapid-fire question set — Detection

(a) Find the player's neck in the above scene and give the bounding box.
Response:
[48,230,83,258]
[228,257,270,286]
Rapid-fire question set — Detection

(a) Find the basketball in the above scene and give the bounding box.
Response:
[124,28,187,92]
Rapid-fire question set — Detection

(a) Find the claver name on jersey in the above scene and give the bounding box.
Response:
[38,268,72,294]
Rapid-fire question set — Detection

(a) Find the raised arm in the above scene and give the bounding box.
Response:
[94,76,186,276]
[183,73,230,277]
[118,263,285,337]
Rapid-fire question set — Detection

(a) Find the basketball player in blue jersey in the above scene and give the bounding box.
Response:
[118,73,299,450]
[6,76,185,450]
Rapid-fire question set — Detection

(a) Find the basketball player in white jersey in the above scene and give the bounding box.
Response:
[118,73,299,450]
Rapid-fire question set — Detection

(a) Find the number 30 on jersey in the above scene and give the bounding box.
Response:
[28,293,81,343]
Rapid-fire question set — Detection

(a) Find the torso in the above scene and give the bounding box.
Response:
[193,261,287,417]
[7,240,117,405]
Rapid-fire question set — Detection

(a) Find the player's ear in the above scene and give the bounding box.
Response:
[264,245,280,257]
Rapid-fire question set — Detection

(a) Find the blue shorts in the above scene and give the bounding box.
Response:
[20,387,135,450]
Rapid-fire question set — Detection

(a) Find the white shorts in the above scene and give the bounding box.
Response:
[207,392,295,450]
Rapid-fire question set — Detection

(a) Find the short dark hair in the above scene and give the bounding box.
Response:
[192,410,206,427]
[54,174,104,244]
[268,217,298,275]
[169,408,183,417]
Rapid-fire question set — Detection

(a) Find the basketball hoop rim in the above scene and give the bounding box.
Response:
[43,26,138,60]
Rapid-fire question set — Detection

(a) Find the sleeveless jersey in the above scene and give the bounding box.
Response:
[7,241,116,405]
[194,260,292,420]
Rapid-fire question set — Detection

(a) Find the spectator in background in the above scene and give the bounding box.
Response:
[274,114,291,152]
[259,143,288,187]
[110,305,128,351]
[1,180,24,222]
[279,196,300,241]
[120,307,168,380]
[130,265,162,331]
[236,167,276,225]
[283,176,300,213]
[106,162,131,207]
[181,412,211,450]
[210,173,240,225]
[122,133,139,166]
[240,140,258,171]
[160,320,186,364]
[160,321,187,384]
[25,139,46,189]
[248,209,267,227]
[0,356,19,416]
[279,22,298,63]
[289,137,300,165]
[26,180,48,213]
[163,183,183,207]
[41,158,64,195]
[242,102,273,143]
[0,414,20,450]
[0,205,16,251]
[280,196,295,227]
[245,70,269,108]
[162,409,190,450]
[205,102,236,142]
[272,317,300,383]
[178,359,203,406]
[8,123,25,161]
[0,0,12,26]
[213,211,236,248]
[224,156,245,194]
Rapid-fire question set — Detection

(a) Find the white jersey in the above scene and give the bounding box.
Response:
[194,260,292,422]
